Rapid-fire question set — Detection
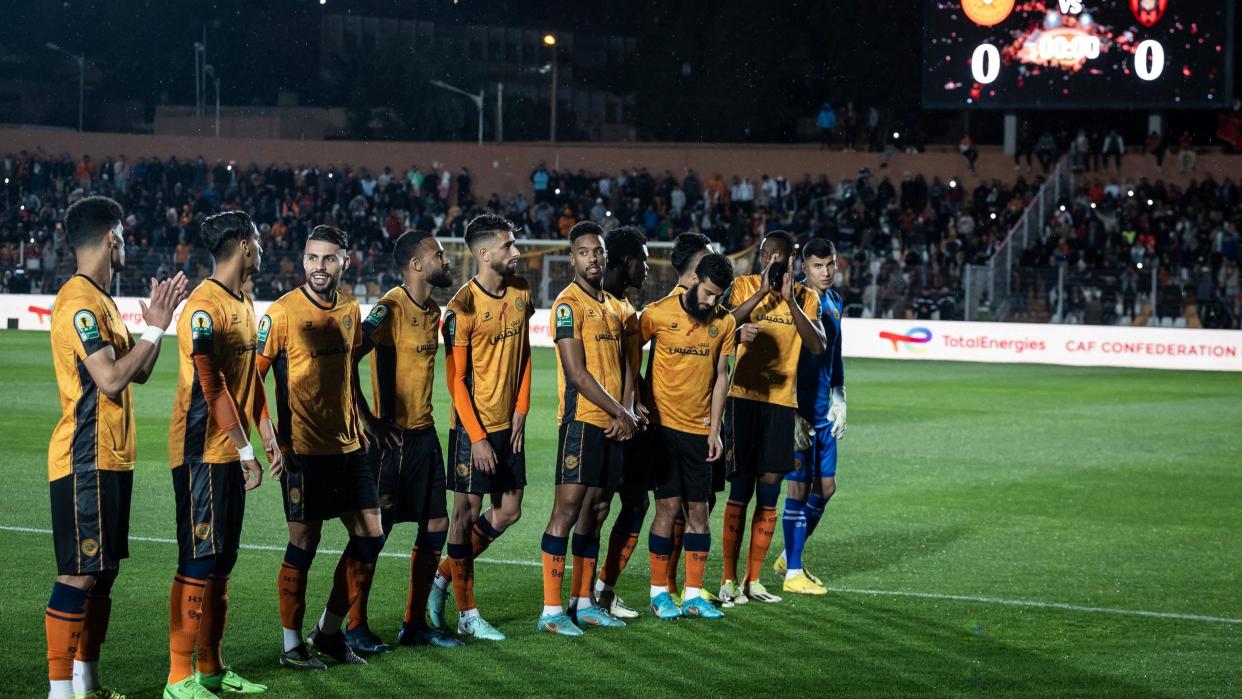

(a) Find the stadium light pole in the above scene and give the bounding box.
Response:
[544,34,558,143]
[45,43,84,132]
[430,80,484,145]
[204,64,220,137]
[194,41,205,118]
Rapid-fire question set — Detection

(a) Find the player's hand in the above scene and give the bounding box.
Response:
[364,415,401,451]
[268,448,285,479]
[241,458,263,491]
[139,272,189,330]
[606,409,639,441]
[358,426,370,454]
[634,400,651,430]
[780,270,796,304]
[510,412,527,453]
[706,431,723,462]
[471,437,498,474]
[760,257,777,296]
[739,322,760,343]
[828,388,847,439]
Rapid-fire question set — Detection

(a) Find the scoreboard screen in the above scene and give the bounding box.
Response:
[922,1,1234,109]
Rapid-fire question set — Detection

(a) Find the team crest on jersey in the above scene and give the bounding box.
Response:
[288,487,302,504]
[831,306,840,320]
[555,304,573,328]
[194,522,212,540]
[515,298,525,311]
[563,454,579,470]
[455,462,470,478]
[344,316,352,330]
[80,538,99,557]
[257,315,272,344]
[190,311,213,340]
[73,310,100,342]
[708,326,719,338]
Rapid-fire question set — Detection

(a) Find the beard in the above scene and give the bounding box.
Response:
[428,269,454,288]
[490,257,516,279]
[683,284,714,323]
[581,269,603,289]
[308,272,340,295]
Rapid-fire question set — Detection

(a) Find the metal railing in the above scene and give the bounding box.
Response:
[965,158,1073,322]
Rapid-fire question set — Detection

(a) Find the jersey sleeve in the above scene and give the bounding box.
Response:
[448,302,474,347]
[552,297,581,342]
[351,302,363,350]
[720,313,737,356]
[257,303,286,360]
[185,297,219,357]
[725,275,752,310]
[68,298,113,359]
[800,286,821,317]
[361,298,398,347]
[639,306,656,343]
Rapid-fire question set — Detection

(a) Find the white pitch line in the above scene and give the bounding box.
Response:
[4,524,1239,626]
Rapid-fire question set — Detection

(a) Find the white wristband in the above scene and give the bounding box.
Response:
[237,443,255,461]
[140,326,165,345]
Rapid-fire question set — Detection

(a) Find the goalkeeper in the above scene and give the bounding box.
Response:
[776,238,847,596]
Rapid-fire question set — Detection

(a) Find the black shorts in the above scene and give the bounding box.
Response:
[652,426,712,503]
[448,426,527,495]
[370,426,448,524]
[620,429,654,494]
[280,450,378,522]
[723,397,796,479]
[555,421,624,490]
[172,461,246,562]
[50,470,132,576]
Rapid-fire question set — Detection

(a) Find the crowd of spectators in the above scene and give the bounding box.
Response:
[1,150,1238,328]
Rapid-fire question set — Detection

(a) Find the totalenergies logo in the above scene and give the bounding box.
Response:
[879,327,932,353]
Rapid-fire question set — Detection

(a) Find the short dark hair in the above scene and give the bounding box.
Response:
[308,224,349,250]
[568,220,604,247]
[605,226,647,265]
[671,232,711,273]
[801,238,837,260]
[394,229,434,269]
[465,214,515,249]
[695,253,734,290]
[199,210,254,258]
[763,230,796,255]
[64,196,123,251]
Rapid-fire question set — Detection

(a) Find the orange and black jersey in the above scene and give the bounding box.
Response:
[258,288,362,455]
[726,274,820,409]
[443,278,534,442]
[168,280,261,466]
[362,286,440,430]
[640,293,736,435]
[615,295,642,379]
[48,275,136,480]
[551,282,626,430]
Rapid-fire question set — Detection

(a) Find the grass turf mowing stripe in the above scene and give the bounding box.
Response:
[7,524,1238,627]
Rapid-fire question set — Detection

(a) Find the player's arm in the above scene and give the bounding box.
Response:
[444,309,497,473]
[510,333,532,454]
[79,273,188,400]
[706,345,732,462]
[828,302,846,438]
[352,306,400,450]
[254,306,289,477]
[132,334,160,385]
[783,274,826,355]
[249,369,281,476]
[727,260,775,324]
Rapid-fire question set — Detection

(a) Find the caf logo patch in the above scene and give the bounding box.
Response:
[194,522,212,540]
[190,310,213,340]
[80,538,100,557]
[257,315,272,344]
[73,310,101,343]
[288,487,302,504]
[555,304,573,329]
[563,454,579,470]
[455,462,471,478]
[365,305,389,327]
[708,326,719,338]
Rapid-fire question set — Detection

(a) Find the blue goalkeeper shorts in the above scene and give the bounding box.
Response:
[786,423,837,482]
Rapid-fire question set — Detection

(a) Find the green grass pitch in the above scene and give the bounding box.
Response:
[0,329,1239,697]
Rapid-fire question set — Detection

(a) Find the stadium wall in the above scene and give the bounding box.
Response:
[5,294,1239,372]
[3,127,1240,200]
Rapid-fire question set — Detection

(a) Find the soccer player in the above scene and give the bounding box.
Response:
[165,211,274,697]
[592,226,658,619]
[259,225,382,670]
[719,231,826,604]
[537,222,640,635]
[427,214,533,642]
[642,254,736,620]
[775,239,846,595]
[46,196,187,699]
[344,230,463,651]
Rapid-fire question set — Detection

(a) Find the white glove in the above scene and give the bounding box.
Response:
[827,387,846,439]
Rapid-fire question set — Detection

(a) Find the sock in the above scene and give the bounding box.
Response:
[435,511,503,583]
[683,532,710,601]
[446,542,475,614]
[279,543,315,650]
[598,509,643,588]
[745,483,782,584]
[321,541,354,635]
[73,570,114,693]
[197,551,236,676]
[648,533,673,598]
[782,497,808,572]
[720,499,748,584]
[666,515,686,593]
[46,582,88,696]
[570,533,599,611]
[804,493,830,539]
[331,535,383,633]
[168,558,213,684]
[405,529,447,626]
[348,532,388,631]
[541,533,568,614]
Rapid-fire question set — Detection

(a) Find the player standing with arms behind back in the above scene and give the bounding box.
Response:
[428,214,533,642]
[46,196,187,699]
